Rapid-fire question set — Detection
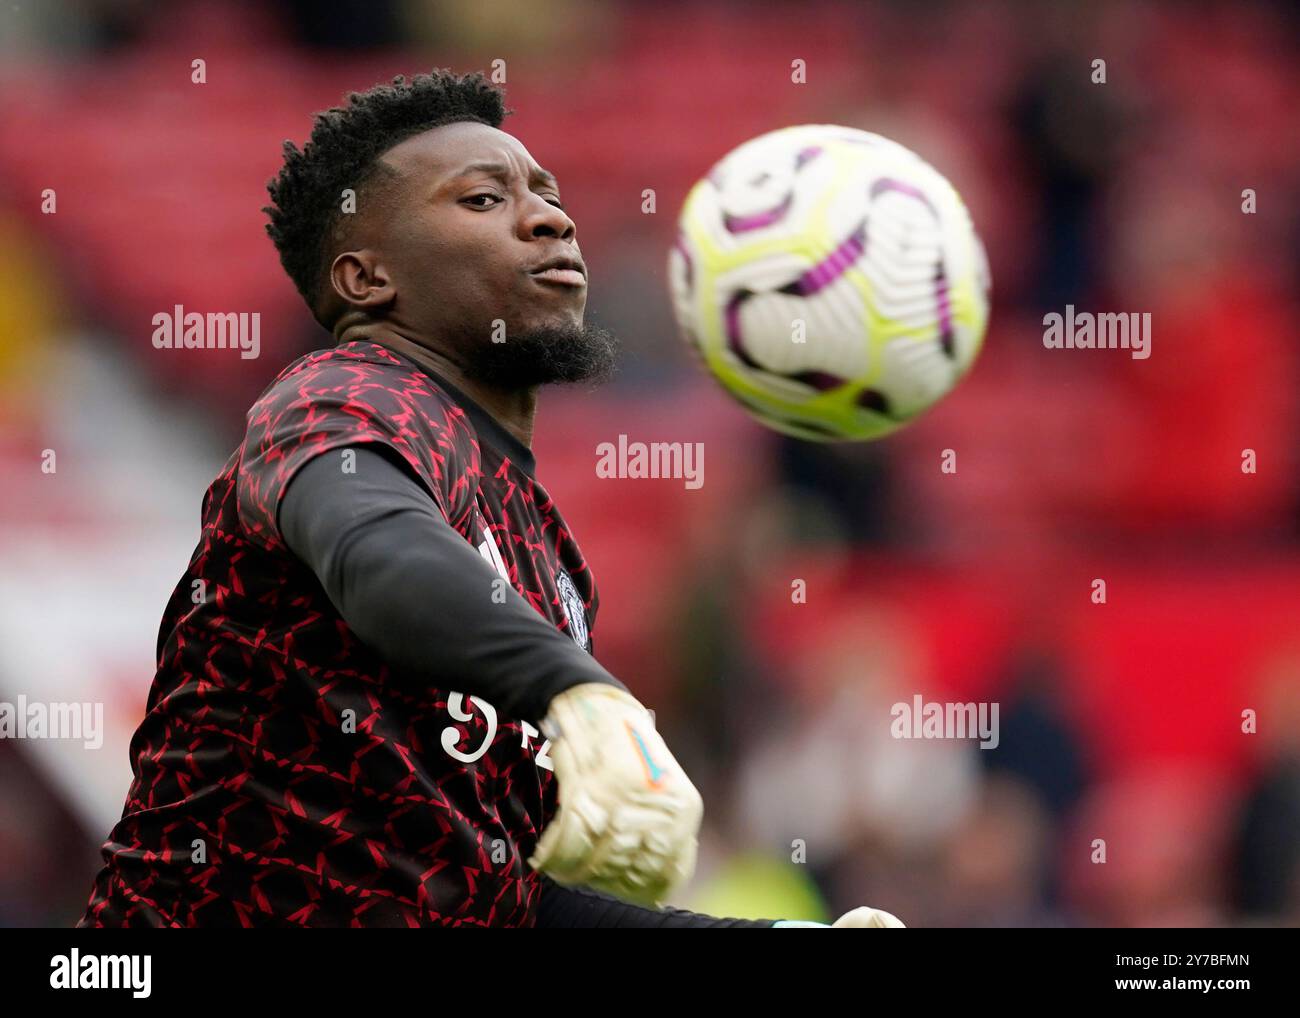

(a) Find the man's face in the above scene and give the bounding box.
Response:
[363,120,588,357]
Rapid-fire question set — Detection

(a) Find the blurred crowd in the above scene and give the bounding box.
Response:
[0,0,1297,926]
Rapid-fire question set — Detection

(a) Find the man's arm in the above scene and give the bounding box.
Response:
[536,876,776,928]
[278,442,704,905]
[278,443,624,723]
[537,878,907,928]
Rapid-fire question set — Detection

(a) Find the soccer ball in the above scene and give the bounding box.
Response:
[668,124,990,441]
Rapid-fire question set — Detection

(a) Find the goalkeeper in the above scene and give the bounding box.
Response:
[77,68,902,929]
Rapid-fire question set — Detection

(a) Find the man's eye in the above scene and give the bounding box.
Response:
[545,198,566,211]
[463,193,502,208]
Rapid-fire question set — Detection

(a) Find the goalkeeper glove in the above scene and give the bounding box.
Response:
[530,682,703,906]
[774,907,906,928]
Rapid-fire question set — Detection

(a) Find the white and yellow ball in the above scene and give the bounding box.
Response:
[669,124,990,441]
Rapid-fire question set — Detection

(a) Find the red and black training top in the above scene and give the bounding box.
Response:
[78,340,624,928]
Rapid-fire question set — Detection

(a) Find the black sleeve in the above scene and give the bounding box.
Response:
[278,443,626,723]
[535,876,777,928]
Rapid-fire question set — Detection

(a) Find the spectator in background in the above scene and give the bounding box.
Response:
[1008,38,1126,315]
[979,646,1088,910]
[732,611,977,918]
[933,773,1064,927]
[1232,651,1300,924]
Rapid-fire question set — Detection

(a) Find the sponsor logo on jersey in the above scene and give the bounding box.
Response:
[477,525,509,579]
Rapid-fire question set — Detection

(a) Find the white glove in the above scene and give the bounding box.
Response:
[530,682,703,905]
[831,906,907,928]
[775,907,907,928]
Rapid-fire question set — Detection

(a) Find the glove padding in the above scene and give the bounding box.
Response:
[831,906,907,928]
[530,683,703,906]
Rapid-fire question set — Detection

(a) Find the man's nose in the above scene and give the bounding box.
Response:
[521,195,576,241]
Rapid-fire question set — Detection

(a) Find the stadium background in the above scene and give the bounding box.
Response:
[0,0,1297,927]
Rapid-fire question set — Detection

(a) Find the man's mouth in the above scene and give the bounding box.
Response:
[526,254,587,288]
[529,266,587,287]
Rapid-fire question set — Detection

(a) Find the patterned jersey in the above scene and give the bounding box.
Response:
[78,340,598,927]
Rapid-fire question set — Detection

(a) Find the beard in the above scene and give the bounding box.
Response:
[461,319,619,389]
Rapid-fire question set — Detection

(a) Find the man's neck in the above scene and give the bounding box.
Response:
[342,326,538,450]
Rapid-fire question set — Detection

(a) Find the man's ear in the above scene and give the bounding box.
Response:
[330,250,396,310]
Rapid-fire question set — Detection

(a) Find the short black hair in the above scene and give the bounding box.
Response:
[264,68,509,324]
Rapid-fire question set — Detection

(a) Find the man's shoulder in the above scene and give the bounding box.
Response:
[251,341,470,421]
[266,340,430,391]
[233,341,484,544]
[243,340,482,469]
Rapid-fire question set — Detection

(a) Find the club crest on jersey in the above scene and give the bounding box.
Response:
[555,569,590,651]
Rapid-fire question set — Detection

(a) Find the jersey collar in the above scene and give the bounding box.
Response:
[368,341,539,477]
